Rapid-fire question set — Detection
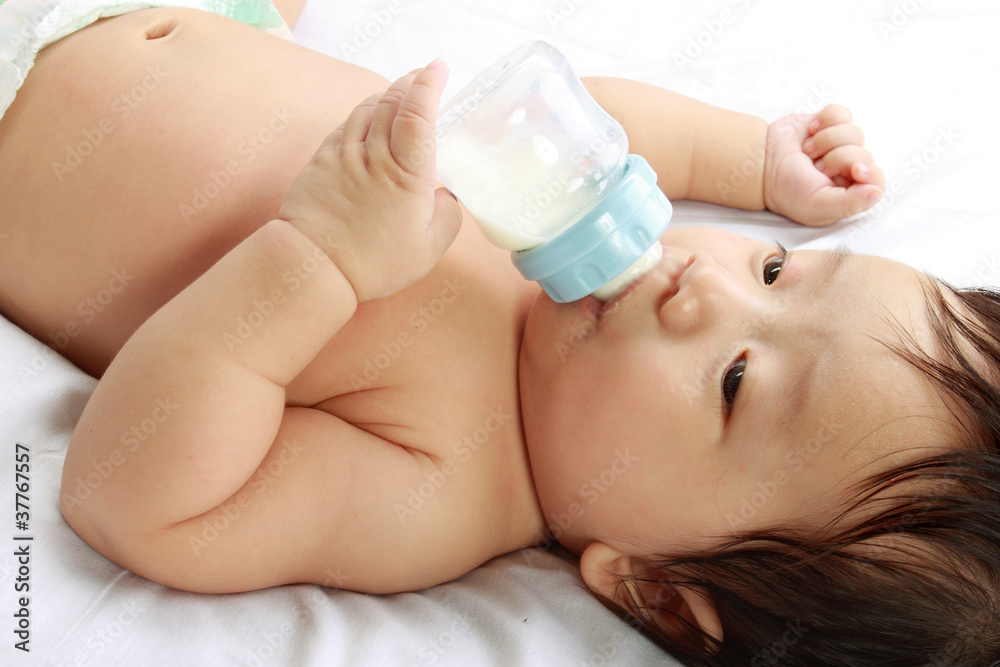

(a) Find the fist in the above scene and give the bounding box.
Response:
[763,104,886,227]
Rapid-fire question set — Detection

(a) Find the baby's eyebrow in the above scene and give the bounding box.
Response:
[807,245,854,297]
[782,247,854,422]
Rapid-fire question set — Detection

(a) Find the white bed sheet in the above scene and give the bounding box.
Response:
[3,0,999,665]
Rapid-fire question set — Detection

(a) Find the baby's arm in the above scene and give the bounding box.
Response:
[60,63,468,593]
[583,77,885,226]
[583,77,768,210]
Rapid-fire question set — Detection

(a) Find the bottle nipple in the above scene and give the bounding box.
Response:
[590,243,664,301]
[510,154,672,303]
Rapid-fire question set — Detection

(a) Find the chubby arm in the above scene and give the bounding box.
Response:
[582,76,885,226]
[60,63,469,593]
[583,76,768,211]
[63,220,356,526]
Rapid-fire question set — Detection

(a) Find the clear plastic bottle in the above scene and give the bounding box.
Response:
[436,41,672,303]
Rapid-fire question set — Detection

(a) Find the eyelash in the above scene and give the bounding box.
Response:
[720,243,789,416]
[763,242,788,286]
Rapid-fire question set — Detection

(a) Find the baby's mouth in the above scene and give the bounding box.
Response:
[599,273,648,319]
[574,245,691,325]
[598,246,690,319]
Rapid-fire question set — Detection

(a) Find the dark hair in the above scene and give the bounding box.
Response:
[613,283,1000,666]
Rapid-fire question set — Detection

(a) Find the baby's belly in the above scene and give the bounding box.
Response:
[0,8,392,376]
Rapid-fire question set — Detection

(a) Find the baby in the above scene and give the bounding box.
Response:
[2,1,998,664]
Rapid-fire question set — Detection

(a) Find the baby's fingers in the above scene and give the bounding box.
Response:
[368,68,420,148]
[807,103,853,134]
[319,91,380,151]
[388,59,449,177]
[803,123,866,159]
[816,145,884,187]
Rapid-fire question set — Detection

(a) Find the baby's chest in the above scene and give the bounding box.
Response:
[281,230,544,556]
[286,225,533,459]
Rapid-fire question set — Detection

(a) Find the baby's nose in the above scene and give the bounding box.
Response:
[658,252,749,333]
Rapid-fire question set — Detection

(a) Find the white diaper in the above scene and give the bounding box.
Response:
[0,0,292,122]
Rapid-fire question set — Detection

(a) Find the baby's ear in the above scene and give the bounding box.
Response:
[580,541,723,652]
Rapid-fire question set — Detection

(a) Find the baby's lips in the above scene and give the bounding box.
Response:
[644,243,692,311]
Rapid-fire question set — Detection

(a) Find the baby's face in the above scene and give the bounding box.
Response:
[519,226,952,557]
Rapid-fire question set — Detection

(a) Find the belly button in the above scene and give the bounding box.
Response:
[145,21,176,40]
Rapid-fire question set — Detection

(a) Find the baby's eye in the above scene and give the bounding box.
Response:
[722,356,747,413]
[763,243,788,286]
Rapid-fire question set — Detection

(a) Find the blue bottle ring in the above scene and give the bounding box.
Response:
[511,154,672,303]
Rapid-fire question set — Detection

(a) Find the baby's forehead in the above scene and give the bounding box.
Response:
[763,264,955,495]
[798,250,937,338]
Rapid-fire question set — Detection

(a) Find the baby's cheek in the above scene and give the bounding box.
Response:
[782,257,808,287]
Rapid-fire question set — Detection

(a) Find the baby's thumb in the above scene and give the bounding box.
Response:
[429,188,463,258]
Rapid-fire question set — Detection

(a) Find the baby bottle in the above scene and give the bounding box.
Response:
[435,41,673,303]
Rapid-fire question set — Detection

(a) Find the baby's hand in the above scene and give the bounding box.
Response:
[277,61,462,302]
[762,104,885,227]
